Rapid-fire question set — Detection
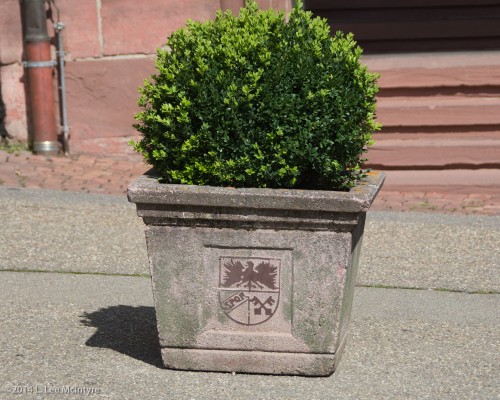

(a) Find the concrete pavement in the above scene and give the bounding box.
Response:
[0,187,498,399]
[1,273,497,399]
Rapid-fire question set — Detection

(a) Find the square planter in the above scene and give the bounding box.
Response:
[128,170,384,376]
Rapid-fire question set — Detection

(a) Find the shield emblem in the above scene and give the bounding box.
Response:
[218,257,280,326]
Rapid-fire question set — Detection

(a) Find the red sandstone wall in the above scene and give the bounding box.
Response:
[4,0,497,171]
[0,0,292,154]
[59,0,222,154]
[0,0,26,140]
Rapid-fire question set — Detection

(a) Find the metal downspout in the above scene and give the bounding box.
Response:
[54,20,69,154]
[22,0,59,155]
[48,0,70,154]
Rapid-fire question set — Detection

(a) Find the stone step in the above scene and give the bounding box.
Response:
[362,52,500,172]
[377,169,500,194]
[365,133,500,169]
[376,94,500,127]
[363,51,500,89]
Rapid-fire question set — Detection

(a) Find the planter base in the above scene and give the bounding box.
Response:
[162,334,347,376]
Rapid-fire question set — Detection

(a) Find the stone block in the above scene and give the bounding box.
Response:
[101,0,220,56]
[366,137,500,169]
[270,0,293,12]
[47,0,101,59]
[255,0,292,11]
[128,171,385,375]
[0,63,28,141]
[0,0,23,65]
[363,52,500,89]
[255,0,272,9]
[220,0,244,14]
[377,94,500,127]
[64,57,156,143]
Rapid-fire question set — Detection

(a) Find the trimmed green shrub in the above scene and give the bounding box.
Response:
[132,1,380,190]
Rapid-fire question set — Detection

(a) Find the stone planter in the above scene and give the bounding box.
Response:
[128,170,384,376]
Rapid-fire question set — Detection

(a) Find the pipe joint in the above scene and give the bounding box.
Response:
[33,140,59,155]
[23,0,51,43]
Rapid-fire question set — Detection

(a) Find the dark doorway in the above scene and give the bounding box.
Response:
[303,0,500,53]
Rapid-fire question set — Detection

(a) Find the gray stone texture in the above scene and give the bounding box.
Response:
[128,171,386,213]
[128,172,385,375]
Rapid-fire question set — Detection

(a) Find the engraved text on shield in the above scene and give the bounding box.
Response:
[218,257,280,326]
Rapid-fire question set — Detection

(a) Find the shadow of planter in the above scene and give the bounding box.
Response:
[80,305,163,369]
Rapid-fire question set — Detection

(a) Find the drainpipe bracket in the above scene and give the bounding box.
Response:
[23,60,56,68]
[54,21,65,32]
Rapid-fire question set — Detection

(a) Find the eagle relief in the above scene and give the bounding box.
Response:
[218,256,280,326]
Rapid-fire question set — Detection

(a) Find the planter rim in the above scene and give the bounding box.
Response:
[128,170,385,213]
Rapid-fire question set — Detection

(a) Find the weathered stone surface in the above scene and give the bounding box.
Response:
[255,0,293,11]
[0,0,23,65]
[47,0,101,59]
[128,171,385,214]
[366,137,500,169]
[0,63,27,141]
[363,51,500,174]
[101,0,220,56]
[377,95,500,127]
[160,342,345,376]
[128,172,384,375]
[220,0,244,14]
[65,57,155,141]
[363,51,500,88]
[269,0,293,12]
[221,0,291,14]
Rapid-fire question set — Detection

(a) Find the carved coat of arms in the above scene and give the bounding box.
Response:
[218,257,280,326]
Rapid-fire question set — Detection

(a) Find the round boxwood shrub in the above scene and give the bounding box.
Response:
[132,1,379,190]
